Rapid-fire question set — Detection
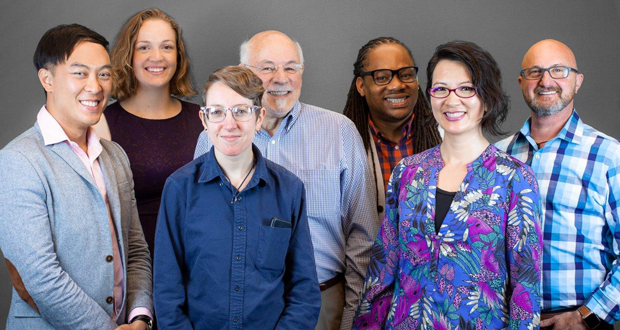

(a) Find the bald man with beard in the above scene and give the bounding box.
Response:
[497,39,620,330]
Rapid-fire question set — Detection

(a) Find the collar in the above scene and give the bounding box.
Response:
[281,101,301,132]
[368,112,415,144]
[430,143,497,173]
[198,144,267,189]
[37,105,103,158]
[518,108,583,147]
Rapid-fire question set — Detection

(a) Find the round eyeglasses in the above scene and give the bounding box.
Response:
[359,66,418,86]
[243,63,304,76]
[199,105,260,123]
[428,86,478,99]
[520,66,579,80]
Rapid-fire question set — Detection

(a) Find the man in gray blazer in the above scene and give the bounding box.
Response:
[0,24,153,330]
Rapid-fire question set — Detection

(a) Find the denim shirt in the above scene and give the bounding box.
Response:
[154,145,320,329]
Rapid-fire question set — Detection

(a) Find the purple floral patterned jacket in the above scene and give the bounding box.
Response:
[353,144,543,330]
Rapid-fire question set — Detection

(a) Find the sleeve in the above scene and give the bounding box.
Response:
[351,161,405,329]
[585,153,620,323]
[338,120,380,330]
[193,131,211,159]
[274,182,321,329]
[0,150,118,330]
[505,164,543,330]
[119,145,153,321]
[153,179,193,329]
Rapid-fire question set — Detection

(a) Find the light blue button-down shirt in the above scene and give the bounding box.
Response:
[195,101,378,328]
[496,109,620,323]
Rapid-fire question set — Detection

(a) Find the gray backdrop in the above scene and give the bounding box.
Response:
[1,0,619,327]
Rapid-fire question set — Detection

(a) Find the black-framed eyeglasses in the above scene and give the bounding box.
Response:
[520,66,579,80]
[428,86,478,99]
[359,66,418,86]
[199,105,260,123]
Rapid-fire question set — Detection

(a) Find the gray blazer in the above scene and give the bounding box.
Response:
[0,123,152,330]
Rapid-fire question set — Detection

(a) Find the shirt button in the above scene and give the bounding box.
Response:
[236,255,242,261]
[106,296,113,304]
[233,317,239,323]
[237,197,242,201]
[219,182,224,186]
[271,140,276,144]
[106,255,113,262]
[238,226,243,231]
[535,154,540,159]
[235,285,240,291]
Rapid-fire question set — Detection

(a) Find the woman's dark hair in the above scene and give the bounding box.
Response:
[343,37,441,152]
[426,40,509,136]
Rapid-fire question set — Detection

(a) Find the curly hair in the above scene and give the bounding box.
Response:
[111,8,196,101]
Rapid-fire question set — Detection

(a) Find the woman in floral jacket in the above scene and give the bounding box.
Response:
[353,41,543,330]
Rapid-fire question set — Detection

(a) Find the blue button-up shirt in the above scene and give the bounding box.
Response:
[496,109,620,323]
[195,102,378,329]
[154,145,320,329]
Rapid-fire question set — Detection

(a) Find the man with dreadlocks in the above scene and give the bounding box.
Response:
[194,31,378,330]
[344,37,442,220]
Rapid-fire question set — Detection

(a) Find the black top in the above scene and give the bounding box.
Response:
[435,187,456,233]
[105,99,203,257]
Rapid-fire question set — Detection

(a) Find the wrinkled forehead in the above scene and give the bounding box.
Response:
[522,41,578,69]
[249,37,300,65]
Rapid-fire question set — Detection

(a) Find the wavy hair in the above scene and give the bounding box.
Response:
[111,8,196,101]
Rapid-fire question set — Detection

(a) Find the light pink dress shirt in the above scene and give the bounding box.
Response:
[37,106,151,323]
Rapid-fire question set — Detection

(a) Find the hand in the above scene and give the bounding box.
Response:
[114,320,148,330]
[539,311,587,330]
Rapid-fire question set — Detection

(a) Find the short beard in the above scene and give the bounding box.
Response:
[526,87,573,117]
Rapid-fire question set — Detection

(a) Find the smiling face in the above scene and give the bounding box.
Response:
[430,60,484,138]
[204,82,264,159]
[245,32,303,119]
[519,40,583,118]
[39,41,112,137]
[356,43,418,127]
[132,19,177,91]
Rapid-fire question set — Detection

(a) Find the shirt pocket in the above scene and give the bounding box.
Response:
[255,225,291,276]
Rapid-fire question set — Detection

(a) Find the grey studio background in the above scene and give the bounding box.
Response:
[1,0,620,327]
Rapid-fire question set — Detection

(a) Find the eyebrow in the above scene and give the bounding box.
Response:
[258,60,300,65]
[136,40,175,44]
[70,63,112,70]
[432,80,472,86]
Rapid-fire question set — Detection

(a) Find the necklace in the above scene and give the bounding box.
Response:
[223,158,256,204]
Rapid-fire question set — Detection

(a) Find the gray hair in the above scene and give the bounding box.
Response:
[239,39,305,65]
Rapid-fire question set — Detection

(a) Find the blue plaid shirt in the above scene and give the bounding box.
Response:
[194,101,378,329]
[496,109,620,323]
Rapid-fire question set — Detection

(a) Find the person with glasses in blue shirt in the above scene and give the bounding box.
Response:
[154,66,320,329]
[497,39,620,330]
[194,31,377,330]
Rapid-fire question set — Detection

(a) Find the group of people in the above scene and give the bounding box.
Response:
[0,6,618,330]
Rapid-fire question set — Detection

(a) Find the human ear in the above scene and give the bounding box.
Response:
[355,76,366,97]
[38,68,53,93]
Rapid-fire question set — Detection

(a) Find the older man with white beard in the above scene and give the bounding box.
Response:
[496,39,620,330]
[194,31,377,330]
